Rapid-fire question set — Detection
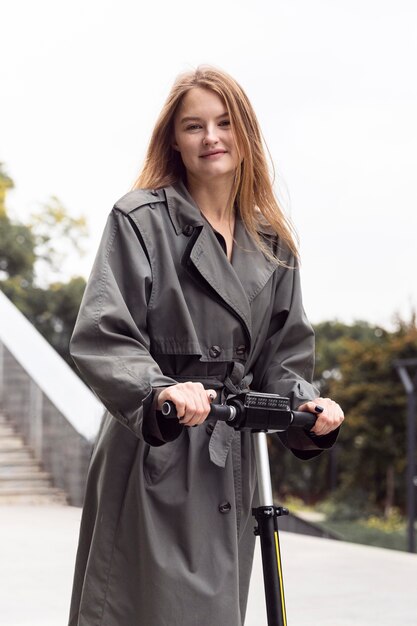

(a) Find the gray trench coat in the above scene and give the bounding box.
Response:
[68,181,337,626]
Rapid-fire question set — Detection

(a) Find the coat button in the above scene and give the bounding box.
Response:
[219,502,232,514]
[209,345,222,358]
[236,344,247,357]
[183,224,194,236]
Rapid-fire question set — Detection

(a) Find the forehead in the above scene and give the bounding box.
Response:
[175,87,227,119]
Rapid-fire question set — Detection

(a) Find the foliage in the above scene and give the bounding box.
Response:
[325,318,417,514]
[0,164,87,367]
[270,316,417,522]
[29,196,88,284]
[317,487,379,521]
[313,319,387,396]
[365,508,404,533]
[0,163,14,217]
[320,518,407,552]
[0,213,36,281]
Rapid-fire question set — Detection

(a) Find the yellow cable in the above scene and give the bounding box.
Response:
[274,531,287,626]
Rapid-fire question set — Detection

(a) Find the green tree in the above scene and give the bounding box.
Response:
[0,164,87,367]
[0,163,14,216]
[0,215,36,281]
[327,317,417,516]
[29,195,88,284]
[270,317,417,518]
[0,164,36,281]
[314,320,387,395]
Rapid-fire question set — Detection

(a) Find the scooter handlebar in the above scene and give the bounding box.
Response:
[161,399,316,431]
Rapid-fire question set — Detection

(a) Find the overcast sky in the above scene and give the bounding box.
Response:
[1,0,416,328]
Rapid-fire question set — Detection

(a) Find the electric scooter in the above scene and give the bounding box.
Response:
[162,391,317,626]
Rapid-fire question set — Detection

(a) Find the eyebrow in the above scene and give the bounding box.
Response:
[179,112,229,124]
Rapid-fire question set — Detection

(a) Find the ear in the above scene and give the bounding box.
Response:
[171,127,181,152]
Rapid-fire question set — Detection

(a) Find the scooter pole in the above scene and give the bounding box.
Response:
[252,431,288,626]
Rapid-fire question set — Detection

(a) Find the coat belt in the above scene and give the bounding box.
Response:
[207,362,253,468]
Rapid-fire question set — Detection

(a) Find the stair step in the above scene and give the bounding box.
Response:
[0,467,48,479]
[0,480,55,492]
[0,426,19,437]
[0,453,36,465]
[0,415,22,429]
[0,492,68,505]
[0,413,70,505]
[0,484,63,496]
[0,472,51,483]
[0,458,40,468]
[0,436,28,449]
[0,443,33,453]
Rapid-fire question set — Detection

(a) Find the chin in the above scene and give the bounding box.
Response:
[200,164,235,178]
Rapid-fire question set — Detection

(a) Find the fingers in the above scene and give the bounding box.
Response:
[157,383,217,427]
[179,387,217,426]
[298,397,344,436]
[207,390,217,402]
[297,401,325,414]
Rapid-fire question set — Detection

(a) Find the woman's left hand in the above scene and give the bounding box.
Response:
[297,397,344,436]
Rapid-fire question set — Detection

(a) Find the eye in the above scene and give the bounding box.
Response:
[219,119,231,127]
[185,123,202,131]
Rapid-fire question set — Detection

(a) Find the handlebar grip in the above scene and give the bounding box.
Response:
[161,400,234,422]
[161,400,179,418]
[291,410,317,430]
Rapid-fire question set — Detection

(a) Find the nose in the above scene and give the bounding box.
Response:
[203,123,219,146]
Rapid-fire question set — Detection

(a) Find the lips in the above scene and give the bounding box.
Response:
[200,150,227,158]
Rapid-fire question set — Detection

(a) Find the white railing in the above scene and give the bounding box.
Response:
[0,289,102,441]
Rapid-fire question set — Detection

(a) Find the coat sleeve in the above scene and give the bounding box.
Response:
[69,208,181,445]
[253,256,339,459]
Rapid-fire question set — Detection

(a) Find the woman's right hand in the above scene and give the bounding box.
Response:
[156,382,217,427]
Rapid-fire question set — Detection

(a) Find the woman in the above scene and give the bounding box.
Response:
[68,66,343,626]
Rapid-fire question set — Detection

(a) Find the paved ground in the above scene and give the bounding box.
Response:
[1,505,416,626]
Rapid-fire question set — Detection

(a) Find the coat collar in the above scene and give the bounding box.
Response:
[163,180,205,234]
[163,181,279,342]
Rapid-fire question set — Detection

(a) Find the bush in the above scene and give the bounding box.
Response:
[318,488,379,521]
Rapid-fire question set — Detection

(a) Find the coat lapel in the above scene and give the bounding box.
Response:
[231,217,278,304]
[188,225,252,341]
[164,182,278,345]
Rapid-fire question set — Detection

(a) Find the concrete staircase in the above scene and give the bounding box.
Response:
[0,413,68,504]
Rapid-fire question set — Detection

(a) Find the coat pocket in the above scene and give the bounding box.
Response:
[143,430,186,485]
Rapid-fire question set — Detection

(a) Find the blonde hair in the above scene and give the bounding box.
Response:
[133,66,298,262]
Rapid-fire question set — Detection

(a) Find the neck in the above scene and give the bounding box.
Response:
[185,175,235,223]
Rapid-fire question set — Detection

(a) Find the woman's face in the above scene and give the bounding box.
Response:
[173,87,240,185]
